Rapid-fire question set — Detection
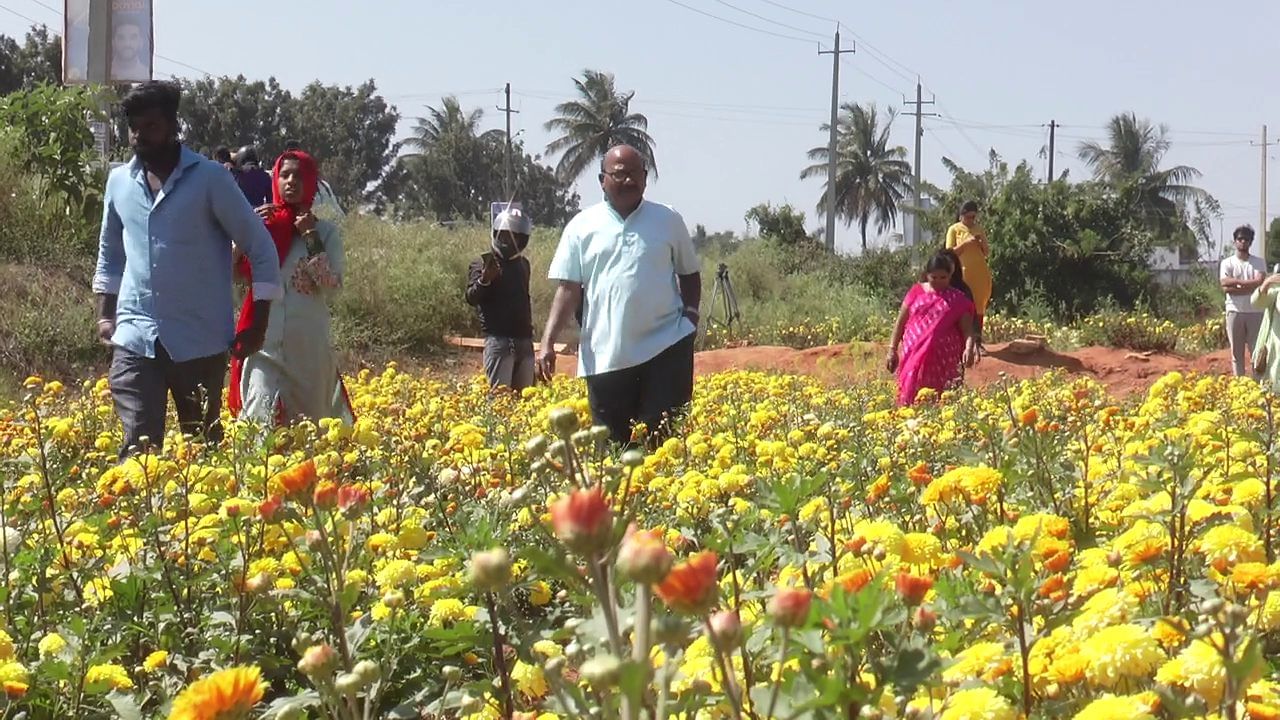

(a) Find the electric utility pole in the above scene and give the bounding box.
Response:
[819,30,854,252]
[497,83,520,198]
[902,80,936,245]
[1047,120,1058,182]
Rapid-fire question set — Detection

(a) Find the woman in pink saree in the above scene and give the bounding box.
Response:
[886,251,981,406]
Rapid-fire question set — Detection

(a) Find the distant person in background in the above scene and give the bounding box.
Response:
[887,251,980,406]
[945,200,992,348]
[93,81,282,458]
[110,21,150,81]
[1221,224,1266,377]
[230,149,353,426]
[1250,270,1280,387]
[234,146,273,208]
[466,209,536,391]
[537,144,702,446]
[213,147,235,172]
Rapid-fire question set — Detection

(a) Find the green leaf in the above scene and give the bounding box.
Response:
[107,692,142,720]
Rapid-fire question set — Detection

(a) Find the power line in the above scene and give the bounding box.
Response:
[0,2,45,26]
[661,0,818,44]
[839,56,901,96]
[711,0,826,38]
[154,54,215,77]
[22,0,57,15]
[755,0,836,23]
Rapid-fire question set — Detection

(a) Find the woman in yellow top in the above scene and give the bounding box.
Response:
[945,200,993,342]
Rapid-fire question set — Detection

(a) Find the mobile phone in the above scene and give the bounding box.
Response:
[1273,263,1279,273]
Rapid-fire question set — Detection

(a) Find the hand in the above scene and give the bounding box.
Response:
[535,345,557,383]
[480,255,502,284]
[963,341,980,368]
[885,350,899,374]
[230,323,267,359]
[294,211,318,235]
[1263,274,1280,292]
[683,307,700,326]
[96,319,115,347]
[254,203,278,220]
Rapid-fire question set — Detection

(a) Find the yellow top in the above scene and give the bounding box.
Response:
[944,222,993,315]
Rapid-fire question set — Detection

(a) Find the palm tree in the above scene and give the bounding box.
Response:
[543,70,657,183]
[801,102,912,252]
[1077,112,1212,240]
[404,96,501,153]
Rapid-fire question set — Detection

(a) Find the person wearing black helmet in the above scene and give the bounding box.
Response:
[234,145,273,207]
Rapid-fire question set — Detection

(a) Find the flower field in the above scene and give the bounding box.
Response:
[1,365,1279,719]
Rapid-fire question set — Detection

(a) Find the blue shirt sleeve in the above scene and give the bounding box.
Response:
[92,178,125,295]
[209,167,284,300]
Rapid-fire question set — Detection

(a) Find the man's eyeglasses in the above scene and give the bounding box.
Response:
[603,169,646,183]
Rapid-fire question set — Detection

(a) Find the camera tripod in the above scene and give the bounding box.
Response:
[707,263,742,332]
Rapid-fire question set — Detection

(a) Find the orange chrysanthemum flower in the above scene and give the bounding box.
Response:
[275,459,317,497]
[654,551,718,614]
[168,666,266,720]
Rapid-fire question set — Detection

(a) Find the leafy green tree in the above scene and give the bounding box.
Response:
[746,203,812,245]
[924,154,1158,317]
[284,79,400,208]
[0,84,103,207]
[543,69,656,183]
[176,75,293,159]
[801,103,912,252]
[0,25,61,95]
[378,96,578,226]
[1077,112,1214,243]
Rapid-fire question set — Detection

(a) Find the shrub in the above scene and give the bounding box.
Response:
[0,264,99,387]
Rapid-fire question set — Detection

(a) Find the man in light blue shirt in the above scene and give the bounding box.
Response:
[537,145,702,445]
[93,81,284,458]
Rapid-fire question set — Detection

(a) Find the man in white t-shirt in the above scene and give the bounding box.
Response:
[537,145,702,446]
[1221,225,1267,377]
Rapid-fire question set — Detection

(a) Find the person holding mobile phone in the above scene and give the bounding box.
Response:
[467,209,536,391]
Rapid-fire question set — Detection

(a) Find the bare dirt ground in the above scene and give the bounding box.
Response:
[426,339,1233,398]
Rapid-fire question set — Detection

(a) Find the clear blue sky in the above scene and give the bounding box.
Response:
[3,0,1278,255]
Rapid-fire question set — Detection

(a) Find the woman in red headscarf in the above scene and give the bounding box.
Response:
[229,149,354,426]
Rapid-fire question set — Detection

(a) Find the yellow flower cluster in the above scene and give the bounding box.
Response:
[0,364,1276,719]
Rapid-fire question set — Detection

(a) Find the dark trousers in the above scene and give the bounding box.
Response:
[108,342,227,459]
[585,333,696,446]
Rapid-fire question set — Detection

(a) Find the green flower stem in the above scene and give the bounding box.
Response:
[627,584,653,720]
[765,628,790,720]
[484,590,515,720]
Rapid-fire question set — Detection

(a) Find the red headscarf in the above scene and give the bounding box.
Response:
[228,150,319,414]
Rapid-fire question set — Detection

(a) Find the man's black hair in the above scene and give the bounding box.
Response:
[961,200,980,214]
[213,146,232,164]
[120,81,181,121]
[1234,225,1256,242]
[284,139,302,151]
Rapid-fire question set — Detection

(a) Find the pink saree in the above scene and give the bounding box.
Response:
[896,284,975,406]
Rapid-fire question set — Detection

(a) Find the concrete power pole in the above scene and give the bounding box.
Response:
[902,80,936,245]
[1263,124,1269,264]
[818,31,854,252]
[497,83,520,198]
[1047,120,1058,182]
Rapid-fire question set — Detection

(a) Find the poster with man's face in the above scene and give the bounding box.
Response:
[109,0,152,84]
[63,0,152,84]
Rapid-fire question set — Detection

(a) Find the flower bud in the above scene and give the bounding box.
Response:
[655,615,690,647]
[442,665,462,683]
[335,672,361,694]
[382,590,405,609]
[571,429,594,448]
[769,587,812,628]
[620,449,645,468]
[338,485,370,518]
[707,610,743,651]
[459,694,483,713]
[580,654,623,688]
[912,606,937,632]
[549,487,613,555]
[353,660,381,685]
[617,525,673,584]
[895,573,934,606]
[525,435,549,459]
[549,407,579,438]
[313,480,338,510]
[470,548,513,591]
[297,644,338,678]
